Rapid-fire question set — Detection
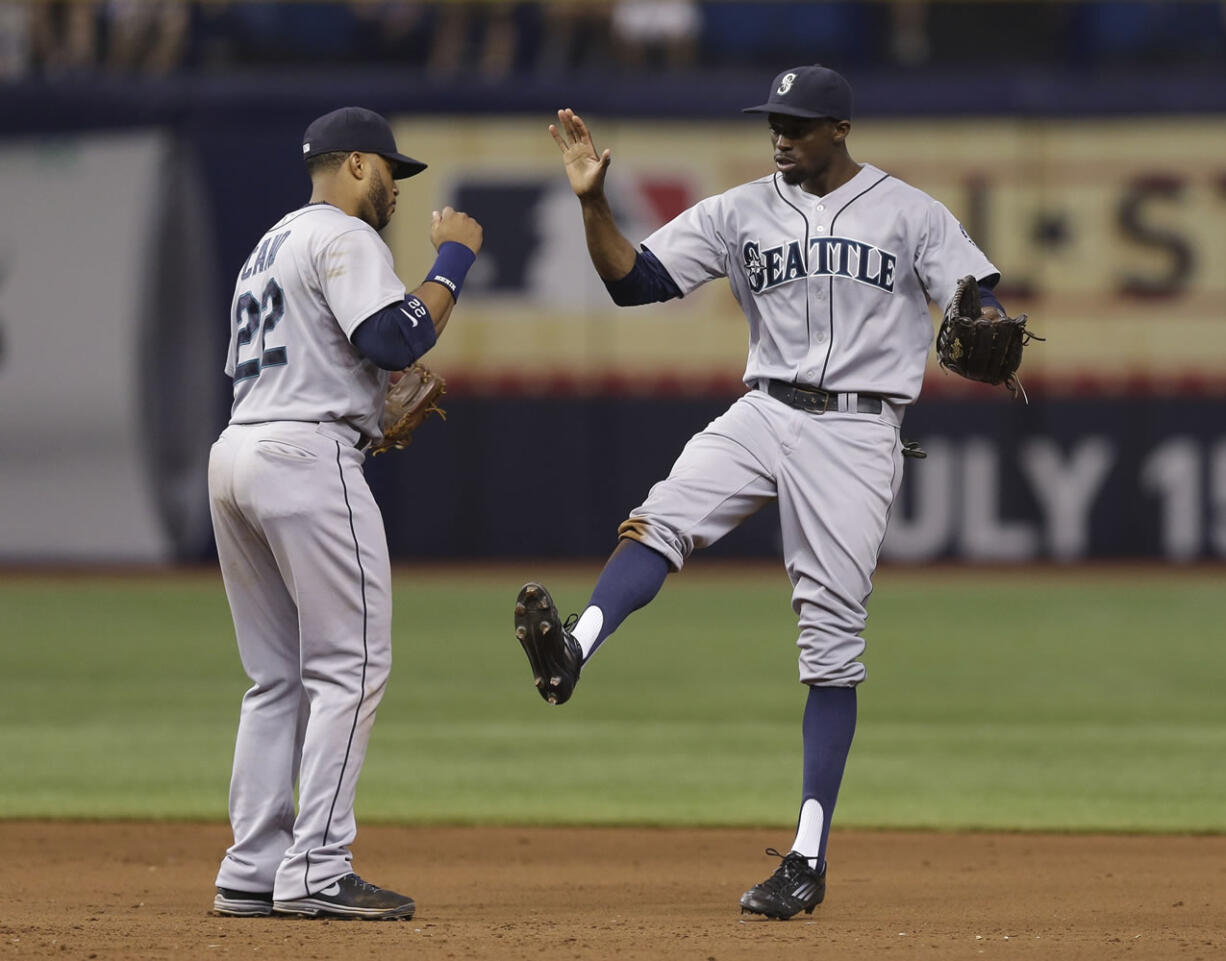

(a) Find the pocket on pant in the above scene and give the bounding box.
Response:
[255,439,317,461]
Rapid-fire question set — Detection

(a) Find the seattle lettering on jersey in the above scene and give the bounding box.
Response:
[742,236,897,294]
[240,230,292,281]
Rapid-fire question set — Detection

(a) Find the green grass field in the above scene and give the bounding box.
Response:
[1,564,1223,832]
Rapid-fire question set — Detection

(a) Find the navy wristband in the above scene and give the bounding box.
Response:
[426,241,476,301]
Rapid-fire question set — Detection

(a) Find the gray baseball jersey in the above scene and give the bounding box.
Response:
[210,201,400,901]
[226,203,406,441]
[643,163,996,403]
[624,163,997,684]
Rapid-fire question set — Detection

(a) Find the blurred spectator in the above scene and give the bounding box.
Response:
[427,1,522,78]
[0,0,32,79]
[535,0,613,74]
[29,0,98,76]
[9,0,1226,79]
[351,1,436,69]
[889,0,931,66]
[199,1,365,66]
[610,0,700,72]
[101,0,189,75]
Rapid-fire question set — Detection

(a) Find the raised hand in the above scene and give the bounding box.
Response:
[548,108,612,200]
[430,205,483,254]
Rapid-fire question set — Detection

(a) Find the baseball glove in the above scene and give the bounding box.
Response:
[370,362,446,455]
[936,275,1042,396]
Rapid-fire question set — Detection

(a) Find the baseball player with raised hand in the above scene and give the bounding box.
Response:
[515,66,1028,919]
[209,107,481,921]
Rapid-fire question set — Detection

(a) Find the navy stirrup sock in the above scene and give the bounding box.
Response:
[800,685,857,866]
[585,539,670,654]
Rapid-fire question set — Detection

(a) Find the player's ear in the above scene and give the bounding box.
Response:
[345,151,365,180]
[831,120,851,144]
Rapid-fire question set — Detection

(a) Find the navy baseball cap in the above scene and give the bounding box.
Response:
[302,106,427,180]
[742,65,853,121]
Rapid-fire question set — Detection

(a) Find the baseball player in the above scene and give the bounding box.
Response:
[209,106,482,920]
[514,65,1009,919]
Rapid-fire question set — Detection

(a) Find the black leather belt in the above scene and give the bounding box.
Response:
[762,379,883,415]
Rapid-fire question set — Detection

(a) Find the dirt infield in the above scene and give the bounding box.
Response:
[3,823,1222,961]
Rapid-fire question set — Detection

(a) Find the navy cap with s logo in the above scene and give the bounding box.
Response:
[742,64,853,121]
[302,106,427,180]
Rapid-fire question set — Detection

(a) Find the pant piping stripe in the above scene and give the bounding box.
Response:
[305,441,370,898]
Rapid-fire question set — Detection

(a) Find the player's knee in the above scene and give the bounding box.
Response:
[797,635,867,686]
[617,517,687,571]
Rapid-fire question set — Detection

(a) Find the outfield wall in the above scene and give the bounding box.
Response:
[0,75,1223,562]
[365,394,1226,563]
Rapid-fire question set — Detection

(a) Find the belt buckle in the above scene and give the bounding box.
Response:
[801,387,831,414]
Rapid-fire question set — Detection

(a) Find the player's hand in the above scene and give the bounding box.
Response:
[430,206,483,255]
[549,108,611,200]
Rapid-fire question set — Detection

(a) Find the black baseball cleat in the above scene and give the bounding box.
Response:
[514,582,582,705]
[273,874,415,920]
[212,887,274,917]
[739,848,827,920]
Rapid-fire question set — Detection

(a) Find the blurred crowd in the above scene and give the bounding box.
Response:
[1,0,1223,81]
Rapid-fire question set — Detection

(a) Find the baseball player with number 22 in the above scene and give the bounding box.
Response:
[515,65,1018,919]
[209,107,482,921]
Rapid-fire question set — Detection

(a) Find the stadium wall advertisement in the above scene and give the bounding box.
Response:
[0,114,1223,562]
[0,132,220,563]
[390,115,1226,393]
[366,395,1226,563]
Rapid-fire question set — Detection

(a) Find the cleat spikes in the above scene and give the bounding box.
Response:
[514,581,582,706]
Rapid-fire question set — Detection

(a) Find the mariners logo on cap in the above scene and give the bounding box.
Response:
[777,73,796,95]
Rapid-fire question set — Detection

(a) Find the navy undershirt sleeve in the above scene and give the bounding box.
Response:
[351,295,438,370]
[978,285,1005,315]
[603,248,683,307]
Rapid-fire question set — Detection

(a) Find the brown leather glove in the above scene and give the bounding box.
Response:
[370,362,446,455]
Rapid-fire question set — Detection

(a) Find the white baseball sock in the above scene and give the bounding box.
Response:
[571,606,604,661]
[790,797,825,871]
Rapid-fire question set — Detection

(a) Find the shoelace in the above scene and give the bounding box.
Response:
[345,874,383,894]
[563,612,579,633]
[756,848,813,893]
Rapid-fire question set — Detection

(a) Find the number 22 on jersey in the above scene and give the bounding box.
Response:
[233,277,286,382]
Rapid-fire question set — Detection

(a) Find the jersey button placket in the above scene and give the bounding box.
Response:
[805,276,830,378]
[809,211,831,364]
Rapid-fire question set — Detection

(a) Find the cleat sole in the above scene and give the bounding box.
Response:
[514,582,580,706]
